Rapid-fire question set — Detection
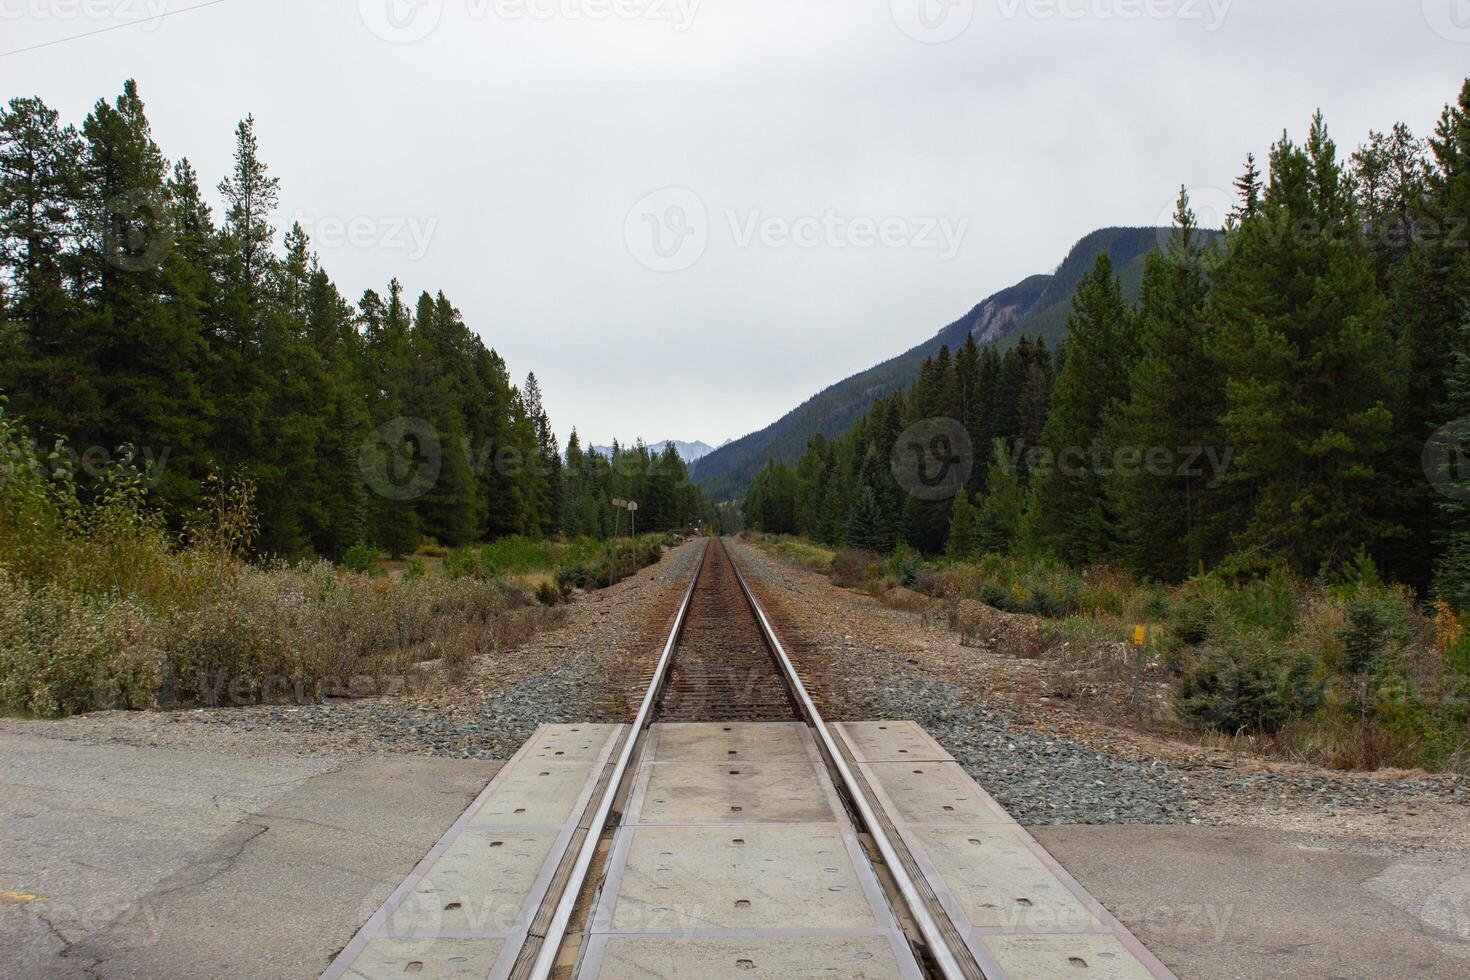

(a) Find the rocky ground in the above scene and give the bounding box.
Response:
[725,537,1470,850]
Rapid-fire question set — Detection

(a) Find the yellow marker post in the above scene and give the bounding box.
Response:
[1130,625,1148,721]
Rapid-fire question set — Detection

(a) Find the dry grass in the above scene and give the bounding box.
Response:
[0,405,562,717]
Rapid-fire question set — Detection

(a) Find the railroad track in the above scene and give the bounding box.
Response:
[654,537,801,723]
[325,537,1175,980]
[510,537,981,979]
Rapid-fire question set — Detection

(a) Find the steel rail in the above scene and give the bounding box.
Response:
[523,538,709,980]
[723,540,972,980]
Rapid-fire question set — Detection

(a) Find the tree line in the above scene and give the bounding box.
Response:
[746,79,1470,605]
[0,81,704,559]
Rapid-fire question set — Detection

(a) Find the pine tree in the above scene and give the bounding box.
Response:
[361,281,422,557]
[0,96,85,440]
[212,115,280,505]
[1029,253,1137,565]
[1230,153,1262,225]
[945,492,980,561]
[992,339,1030,451]
[217,115,277,320]
[563,429,586,535]
[977,439,1025,556]
[846,485,890,553]
[412,291,479,546]
[1435,309,1470,610]
[70,82,212,515]
[1428,82,1470,606]
[1212,114,1399,575]
[524,372,563,536]
[971,343,1001,490]
[473,343,524,539]
[1107,189,1225,581]
[301,258,367,558]
[794,434,827,538]
[956,335,980,450]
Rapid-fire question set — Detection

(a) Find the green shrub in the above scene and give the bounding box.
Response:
[1078,568,1130,618]
[443,547,482,580]
[343,543,378,575]
[1176,638,1325,734]
[979,581,1009,610]
[402,559,426,582]
[553,538,663,592]
[1170,589,1217,645]
[1449,632,1470,679]
[479,536,558,575]
[1024,584,1067,619]
[1228,567,1301,638]
[534,581,561,607]
[1339,595,1403,677]
[554,560,597,591]
[889,543,921,588]
[0,573,162,716]
[0,402,575,718]
[161,597,269,705]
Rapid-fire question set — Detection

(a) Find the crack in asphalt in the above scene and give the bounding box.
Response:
[58,820,272,976]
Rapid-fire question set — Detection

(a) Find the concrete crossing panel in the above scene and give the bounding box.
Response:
[607,824,878,932]
[387,828,561,936]
[321,724,624,980]
[636,761,840,825]
[647,722,812,763]
[986,934,1158,979]
[341,937,505,979]
[582,722,922,980]
[836,721,1175,980]
[589,935,911,979]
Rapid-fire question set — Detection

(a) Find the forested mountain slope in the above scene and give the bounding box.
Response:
[693,227,1180,501]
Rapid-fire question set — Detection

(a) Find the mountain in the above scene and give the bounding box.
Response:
[693,227,1188,502]
[591,440,719,464]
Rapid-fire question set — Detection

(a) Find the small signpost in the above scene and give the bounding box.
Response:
[1130,624,1150,721]
[612,499,639,578]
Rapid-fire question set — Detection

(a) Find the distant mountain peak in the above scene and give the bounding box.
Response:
[590,439,718,464]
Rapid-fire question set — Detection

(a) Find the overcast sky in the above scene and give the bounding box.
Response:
[3,0,1467,447]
